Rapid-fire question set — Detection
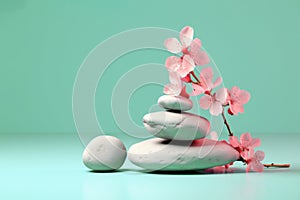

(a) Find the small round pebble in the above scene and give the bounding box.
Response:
[158,95,193,111]
[82,136,127,171]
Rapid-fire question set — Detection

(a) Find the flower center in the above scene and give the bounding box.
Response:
[182,47,189,54]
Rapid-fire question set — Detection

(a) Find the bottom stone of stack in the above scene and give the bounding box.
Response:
[128,138,239,171]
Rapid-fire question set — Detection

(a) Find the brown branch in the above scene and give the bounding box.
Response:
[239,157,290,169]
[190,80,199,84]
[191,71,201,84]
[221,108,233,136]
[191,71,233,137]
[263,163,290,168]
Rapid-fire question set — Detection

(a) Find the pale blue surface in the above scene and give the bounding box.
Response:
[1,133,299,200]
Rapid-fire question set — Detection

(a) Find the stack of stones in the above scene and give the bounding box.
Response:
[128,95,239,171]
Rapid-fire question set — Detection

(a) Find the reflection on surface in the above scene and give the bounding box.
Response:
[0,134,298,200]
[82,159,296,200]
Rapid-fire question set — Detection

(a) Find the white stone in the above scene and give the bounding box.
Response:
[128,138,239,171]
[143,111,210,140]
[158,95,193,111]
[82,136,127,171]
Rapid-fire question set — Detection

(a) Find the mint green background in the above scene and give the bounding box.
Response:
[1,0,299,135]
[1,1,300,200]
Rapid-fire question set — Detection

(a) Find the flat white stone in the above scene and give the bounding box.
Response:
[143,111,210,140]
[82,136,127,171]
[158,95,193,111]
[128,138,239,171]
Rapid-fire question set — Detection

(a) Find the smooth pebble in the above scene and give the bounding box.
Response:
[158,95,193,111]
[82,136,127,171]
[128,138,239,171]
[143,111,210,140]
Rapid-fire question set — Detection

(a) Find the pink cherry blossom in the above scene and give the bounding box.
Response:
[199,88,228,116]
[246,150,265,172]
[165,55,195,78]
[229,132,261,160]
[210,162,234,173]
[191,67,222,96]
[227,86,251,115]
[164,26,210,66]
[224,162,233,169]
[161,26,271,173]
[211,166,226,173]
[181,73,192,83]
[163,71,183,96]
[163,72,189,98]
[179,85,190,98]
[189,38,210,66]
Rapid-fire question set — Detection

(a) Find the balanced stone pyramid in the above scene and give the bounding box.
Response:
[128,95,239,171]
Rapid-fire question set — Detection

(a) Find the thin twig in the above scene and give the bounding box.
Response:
[263,163,290,168]
[239,158,290,169]
[191,71,201,84]
[190,80,199,84]
[221,108,233,136]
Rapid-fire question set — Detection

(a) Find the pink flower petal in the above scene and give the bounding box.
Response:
[164,38,183,54]
[177,55,194,77]
[213,77,222,88]
[165,56,181,72]
[191,83,205,96]
[215,88,228,104]
[229,86,250,104]
[224,163,233,170]
[193,50,210,66]
[210,101,223,116]
[251,160,264,172]
[248,148,255,158]
[250,138,261,148]
[241,151,250,160]
[254,151,265,161]
[227,108,234,115]
[199,95,212,110]
[212,166,226,173]
[229,136,240,148]
[198,67,212,91]
[229,103,244,115]
[200,67,213,83]
[199,67,221,90]
[179,26,194,48]
[163,83,181,96]
[228,86,250,115]
[190,38,202,49]
[190,43,201,64]
[190,38,210,66]
[239,90,251,104]
[229,86,240,99]
[164,72,183,96]
[240,133,252,147]
[168,71,182,86]
[246,164,251,172]
[181,74,191,83]
[179,85,190,98]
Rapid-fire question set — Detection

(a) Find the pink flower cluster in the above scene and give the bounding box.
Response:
[163,26,264,172]
[229,133,265,172]
[164,26,209,78]
[164,26,250,116]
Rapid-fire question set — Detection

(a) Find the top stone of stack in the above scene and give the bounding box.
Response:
[158,95,193,111]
